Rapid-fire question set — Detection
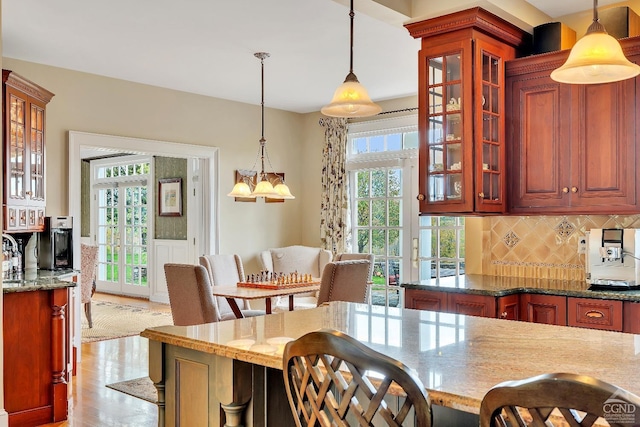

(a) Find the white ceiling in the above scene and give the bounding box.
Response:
[0,0,624,114]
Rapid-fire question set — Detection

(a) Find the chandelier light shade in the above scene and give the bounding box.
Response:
[227,52,294,201]
[550,0,640,84]
[321,0,381,117]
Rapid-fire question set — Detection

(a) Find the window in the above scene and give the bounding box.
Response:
[347,115,465,306]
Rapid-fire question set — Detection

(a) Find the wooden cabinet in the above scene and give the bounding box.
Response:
[623,301,640,333]
[497,294,519,320]
[4,287,69,425]
[2,70,54,232]
[567,297,623,331]
[519,294,567,325]
[405,289,497,318]
[406,8,529,214]
[506,39,640,214]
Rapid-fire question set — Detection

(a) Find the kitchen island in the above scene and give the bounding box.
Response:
[141,301,640,426]
[3,269,77,426]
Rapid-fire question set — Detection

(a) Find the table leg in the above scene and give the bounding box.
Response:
[225,298,245,319]
[265,298,272,314]
[289,295,294,311]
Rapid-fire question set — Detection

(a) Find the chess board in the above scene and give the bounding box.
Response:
[237,280,320,290]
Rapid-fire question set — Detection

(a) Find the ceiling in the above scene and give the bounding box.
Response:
[0,0,626,114]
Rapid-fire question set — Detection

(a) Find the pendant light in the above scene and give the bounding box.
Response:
[321,0,381,117]
[550,0,640,84]
[227,52,294,200]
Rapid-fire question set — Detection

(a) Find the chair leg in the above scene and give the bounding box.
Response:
[84,302,93,328]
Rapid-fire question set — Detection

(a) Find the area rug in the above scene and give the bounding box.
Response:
[81,301,173,343]
[106,376,157,403]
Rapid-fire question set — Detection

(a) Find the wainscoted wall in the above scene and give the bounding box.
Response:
[152,239,190,303]
[482,215,640,280]
[154,156,188,240]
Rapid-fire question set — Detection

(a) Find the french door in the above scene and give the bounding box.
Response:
[94,183,149,297]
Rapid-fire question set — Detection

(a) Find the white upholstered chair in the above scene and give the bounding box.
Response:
[80,244,99,328]
[199,254,265,320]
[258,245,333,309]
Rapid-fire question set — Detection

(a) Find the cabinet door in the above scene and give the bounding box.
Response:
[520,294,567,325]
[418,39,474,214]
[5,86,28,207]
[473,37,512,213]
[623,301,640,334]
[567,297,622,331]
[447,293,496,318]
[497,294,519,320]
[28,97,47,207]
[507,73,572,212]
[405,289,446,312]
[570,79,637,211]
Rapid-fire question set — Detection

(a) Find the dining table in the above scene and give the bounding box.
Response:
[211,283,321,318]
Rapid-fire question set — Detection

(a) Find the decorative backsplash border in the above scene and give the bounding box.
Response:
[483,214,640,280]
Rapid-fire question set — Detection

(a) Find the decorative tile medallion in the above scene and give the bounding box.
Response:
[555,219,575,239]
[503,231,520,248]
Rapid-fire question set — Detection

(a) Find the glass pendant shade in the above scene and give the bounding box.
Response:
[251,178,279,198]
[227,181,254,198]
[322,73,382,117]
[551,31,640,84]
[274,182,295,199]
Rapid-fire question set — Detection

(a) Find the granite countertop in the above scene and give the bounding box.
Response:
[401,274,640,301]
[2,268,78,293]
[141,301,640,414]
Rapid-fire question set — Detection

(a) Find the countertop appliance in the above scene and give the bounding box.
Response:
[38,216,73,270]
[586,228,640,290]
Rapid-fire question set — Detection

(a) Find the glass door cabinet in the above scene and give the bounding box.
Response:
[406,8,529,214]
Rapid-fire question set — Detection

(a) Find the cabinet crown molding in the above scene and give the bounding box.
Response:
[3,69,55,104]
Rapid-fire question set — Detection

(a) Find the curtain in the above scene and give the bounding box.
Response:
[319,117,351,255]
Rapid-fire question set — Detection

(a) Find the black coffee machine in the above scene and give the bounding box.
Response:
[38,216,73,270]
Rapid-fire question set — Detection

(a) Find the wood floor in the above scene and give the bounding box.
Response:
[40,293,166,427]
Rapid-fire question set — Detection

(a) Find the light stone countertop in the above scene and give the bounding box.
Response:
[141,301,640,414]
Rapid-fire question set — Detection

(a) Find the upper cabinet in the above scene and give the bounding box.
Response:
[406,8,530,215]
[506,39,639,214]
[2,70,54,232]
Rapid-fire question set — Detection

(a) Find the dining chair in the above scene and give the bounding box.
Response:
[316,259,373,306]
[164,263,221,326]
[199,254,265,320]
[80,243,99,328]
[283,329,432,426]
[479,372,640,427]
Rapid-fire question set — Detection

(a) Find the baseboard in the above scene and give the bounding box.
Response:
[0,409,9,427]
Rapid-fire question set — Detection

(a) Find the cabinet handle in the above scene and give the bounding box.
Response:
[585,310,604,318]
[417,194,425,201]
[478,192,485,198]
[25,191,32,196]
[499,311,508,319]
[562,187,569,193]
[571,187,578,193]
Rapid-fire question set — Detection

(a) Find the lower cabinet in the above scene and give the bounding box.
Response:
[497,294,519,320]
[567,297,623,331]
[405,289,497,318]
[519,294,567,325]
[623,302,640,334]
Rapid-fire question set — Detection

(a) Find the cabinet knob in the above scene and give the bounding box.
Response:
[417,194,425,201]
[571,186,578,193]
[562,187,569,193]
[499,311,508,319]
[478,192,485,198]
[25,191,32,196]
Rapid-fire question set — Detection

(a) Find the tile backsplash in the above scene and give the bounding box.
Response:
[483,215,640,280]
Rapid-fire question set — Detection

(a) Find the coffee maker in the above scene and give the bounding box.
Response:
[38,216,73,270]
[586,228,640,290]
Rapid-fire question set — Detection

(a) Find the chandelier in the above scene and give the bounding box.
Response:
[228,52,294,200]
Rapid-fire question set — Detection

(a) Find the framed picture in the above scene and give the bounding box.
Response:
[158,178,182,216]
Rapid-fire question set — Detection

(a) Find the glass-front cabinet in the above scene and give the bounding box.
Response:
[2,70,54,232]
[406,8,528,214]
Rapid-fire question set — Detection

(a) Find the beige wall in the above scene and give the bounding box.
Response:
[2,57,316,272]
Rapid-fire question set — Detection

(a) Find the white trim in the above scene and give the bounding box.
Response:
[68,131,219,359]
